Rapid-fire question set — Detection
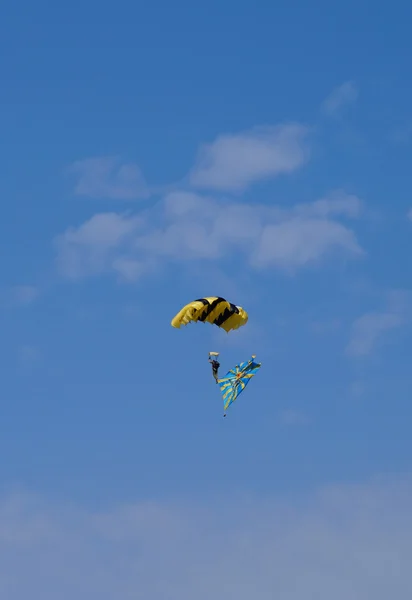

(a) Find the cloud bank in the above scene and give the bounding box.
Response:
[55,190,364,281]
[1,476,411,599]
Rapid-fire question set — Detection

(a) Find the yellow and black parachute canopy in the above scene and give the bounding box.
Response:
[171,296,248,333]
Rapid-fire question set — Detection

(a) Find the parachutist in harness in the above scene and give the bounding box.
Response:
[210,359,220,383]
[208,353,220,383]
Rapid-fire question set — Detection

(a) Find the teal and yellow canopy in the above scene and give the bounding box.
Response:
[217,355,261,414]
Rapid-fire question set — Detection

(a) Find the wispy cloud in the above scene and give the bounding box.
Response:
[55,212,145,280]
[250,218,362,270]
[68,157,150,200]
[12,285,38,305]
[309,318,342,335]
[55,190,364,281]
[321,81,358,116]
[0,476,412,598]
[249,190,363,269]
[350,380,367,398]
[294,189,363,219]
[17,345,42,373]
[279,409,310,425]
[346,290,410,357]
[347,312,403,356]
[0,286,39,308]
[189,124,310,192]
[390,122,412,144]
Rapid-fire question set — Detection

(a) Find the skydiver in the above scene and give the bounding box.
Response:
[208,355,220,383]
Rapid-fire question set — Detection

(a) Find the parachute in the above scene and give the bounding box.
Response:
[217,355,261,416]
[171,297,248,333]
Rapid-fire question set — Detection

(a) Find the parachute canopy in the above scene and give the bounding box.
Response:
[218,355,261,413]
[171,297,248,333]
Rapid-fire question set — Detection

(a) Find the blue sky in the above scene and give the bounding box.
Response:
[1,0,412,596]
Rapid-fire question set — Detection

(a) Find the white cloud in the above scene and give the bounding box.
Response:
[249,189,364,270]
[321,81,358,116]
[346,291,410,357]
[55,212,144,280]
[189,124,310,192]
[1,476,412,598]
[111,257,145,282]
[68,157,150,200]
[250,218,362,270]
[294,189,363,219]
[55,190,364,281]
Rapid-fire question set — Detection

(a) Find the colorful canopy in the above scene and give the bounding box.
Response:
[217,355,261,414]
[171,296,248,333]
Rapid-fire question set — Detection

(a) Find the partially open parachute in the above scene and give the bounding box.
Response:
[171,297,248,333]
[217,355,261,414]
